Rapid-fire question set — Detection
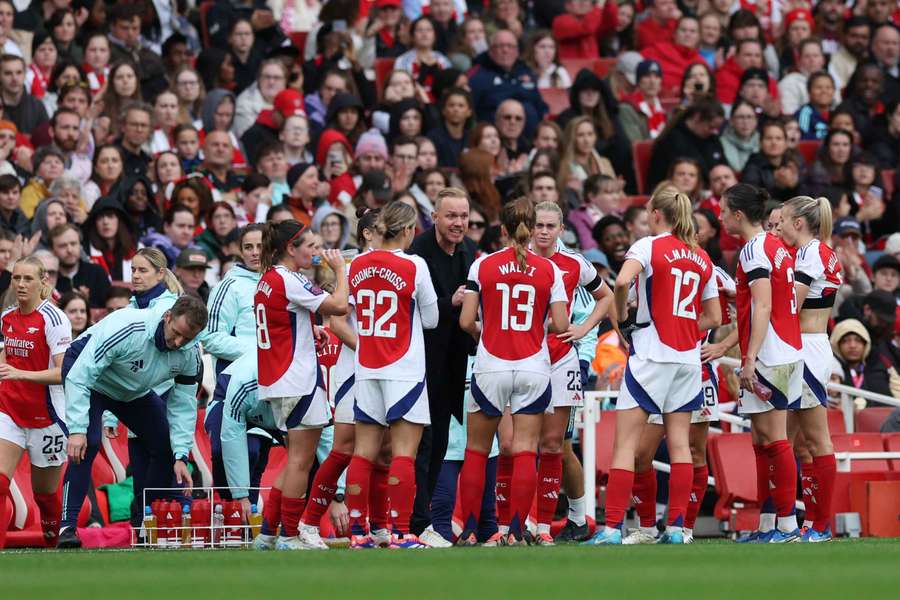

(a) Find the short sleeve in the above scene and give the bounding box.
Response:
[550,263,567,304]
[286,272,328,312]
[465,257,482,293]
[623,236,652,270]
[739,237,772,282]
[576,254,601,292]
[701,269,719,301]
[714,267,736,294]
[45,311,72,356]
[414,257,438,307]
[794,241,824,286]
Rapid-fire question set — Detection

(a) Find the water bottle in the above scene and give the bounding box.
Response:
[191,499,210,548]
[224,501,243,546]
[142,506,157,545]
[735,368,772,401]
[169,502,183,548]
[213,504,225,547]
[155,501,169,547]
[248,504,263,540]
[181,505,192,546]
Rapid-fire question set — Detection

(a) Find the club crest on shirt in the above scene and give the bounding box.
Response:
[27,327,40,334]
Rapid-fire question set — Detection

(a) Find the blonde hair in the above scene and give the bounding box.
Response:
[434,186,470,211]
[650,185,696,248]
[783,195,833,242]
[376,201,417,240]
[534,200,563,224]
[135,248,183,294]
[501,197,535,270]
[15,255,53,300]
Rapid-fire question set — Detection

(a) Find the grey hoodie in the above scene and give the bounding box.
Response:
[311,203,350,250]
[201,88,237,133]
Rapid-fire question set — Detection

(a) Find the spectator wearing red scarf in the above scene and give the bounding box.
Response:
[621,60,667,139]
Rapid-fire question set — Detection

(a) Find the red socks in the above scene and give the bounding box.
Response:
[813,454,836,532]
[495,454,513,528]
[536,452,563,527]
[604,468,634,530]
[301,451,351,526]
[753,444,773,511]
[262,487,283,536]
[666,463,693,527]
[459,449,488,532]
[632,469,657,528]
[280,496,306,537]
[800,461,817,524]
[765,440,797,518]
[387,456,416,536]
[509,452,537,537]
[685,464,709,529]
[346,456,373,536]
[369,463,390,531]
[0,474,9,549]
[34,491,61,547]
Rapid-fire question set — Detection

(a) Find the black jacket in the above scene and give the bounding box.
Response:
[408,228,477,420]
[740,152,804,202]
[426,122,469,169]
[648,122,725,191]
[56,260,112,308]
[861,113,900,170]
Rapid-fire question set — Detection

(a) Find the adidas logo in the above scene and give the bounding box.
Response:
[313,497,328,506]
[543,492,559,500]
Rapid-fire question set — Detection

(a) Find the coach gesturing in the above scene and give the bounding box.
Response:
[408,187,477,534]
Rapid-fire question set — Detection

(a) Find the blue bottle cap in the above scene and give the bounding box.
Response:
[183,505,190,514]
[251,504,258,512]
[145,506,152,515]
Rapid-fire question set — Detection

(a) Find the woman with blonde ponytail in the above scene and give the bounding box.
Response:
[0,256,72,548]
[130,248,183,312]
[776,195,840,542]
[586,185,722,546]
[457,197,570,546]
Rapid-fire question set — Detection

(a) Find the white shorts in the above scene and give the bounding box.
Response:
[267,386,332,432]
[355,378,430,426]
[0,411,67,468]
[550,350,583,409]
[648,363,719,425]
[332,374,356,425]
[469,371,552,416]
[618,355,702,415]
[796,333,830,410]
[737,360,803,415]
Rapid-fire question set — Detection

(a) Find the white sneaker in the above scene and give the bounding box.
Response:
[683,528,694,544]
[622,528,658,545]
[297,523,329,550]
[252,533,277,550]
[276,535,325,550]
[418,526,452,548]
[371,528,392,548]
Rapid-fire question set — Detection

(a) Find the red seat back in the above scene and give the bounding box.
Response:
[593,58,616,78]
[883,433,900,471]
[99,422,130,482]
[709,432,758,505]
[288,32,308,53]
[827,408,847,434]
[562,59,600,80]
[632,140,654,194]
[540,88,570,118]
[374,58,397,94]
[593,411,617,483]
[855,407,893,432]
[191,408,214,489]
[832,433,891,472]
[795,140,821,165]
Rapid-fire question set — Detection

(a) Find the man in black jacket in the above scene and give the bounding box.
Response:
[408,187,476,535]
[50,223,110,308]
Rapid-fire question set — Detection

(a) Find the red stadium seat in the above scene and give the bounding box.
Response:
[288,32,308,53]
[561,59,599,80]
[708,433,760,530]
[832,433,891,472]
[100,422,130,482]
[632,140,654,195]
[660,97,680,115]
[374,58,396,94]
[855,407,893,433]
[795,140,821,165]
[198,1,214,49]
[191,408,215,489]
[827,408,847,434]
[883,433,900,471]
[90,308,108,323]
[259,446,288,515]
[91,455,117,525]
[593,58,617,78]
[540,88,570,118]
[593,411,617,484]
[882,169,895,199]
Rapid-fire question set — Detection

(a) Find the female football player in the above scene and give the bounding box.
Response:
[778,195,839,543]
[0,256,71,548]
[457,198,569,546]
[585,187,720,545]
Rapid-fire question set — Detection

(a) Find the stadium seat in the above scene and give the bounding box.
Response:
[593,58,616,78]
[259,446,288,514]
[288,32,308,52]
[660,97,680,115]
[855,407,893,433]
[90,308,108,323]
[882,169,895,199]
[562,60,599,80]
[374,58,396,94]
[883,433,900,471]
[100,422,130,482]
[827,408,847,434]
[795,140,821,165]
[832,433,891,472]
[627,195,650,207]
[191,408,215,489]
[91,454,117,525]
[198,1,214,49]
[708,433,760,530]
[539,88,570,118]
[593,410,617,485]
[632,140,654,195]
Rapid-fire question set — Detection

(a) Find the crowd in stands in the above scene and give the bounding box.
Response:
[0,0,898,425]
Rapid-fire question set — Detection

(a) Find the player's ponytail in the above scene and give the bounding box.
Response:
[376,201,416,241]
[135,248,184,295]
[784,195,833,244]
[356,206,381,247]
[501,197,536,271]
[260,219,307,272]
[651,186,697,248]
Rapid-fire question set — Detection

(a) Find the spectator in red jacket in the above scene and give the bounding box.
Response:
[635,0,680,50]
[552,0,619,60]
[715,38,778,106]
[641,14,702,97]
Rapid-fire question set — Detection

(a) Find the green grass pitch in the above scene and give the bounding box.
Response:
[2,539,899,599]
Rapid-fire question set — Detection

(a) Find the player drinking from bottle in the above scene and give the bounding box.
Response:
[457,198,569,547]
[255,220,349,551]
[529,201,613,546]
[778,195,840,543]
[0,256,71,548]
[585,187,721,546]
[719,183,804,543]
[343,202,439,549]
